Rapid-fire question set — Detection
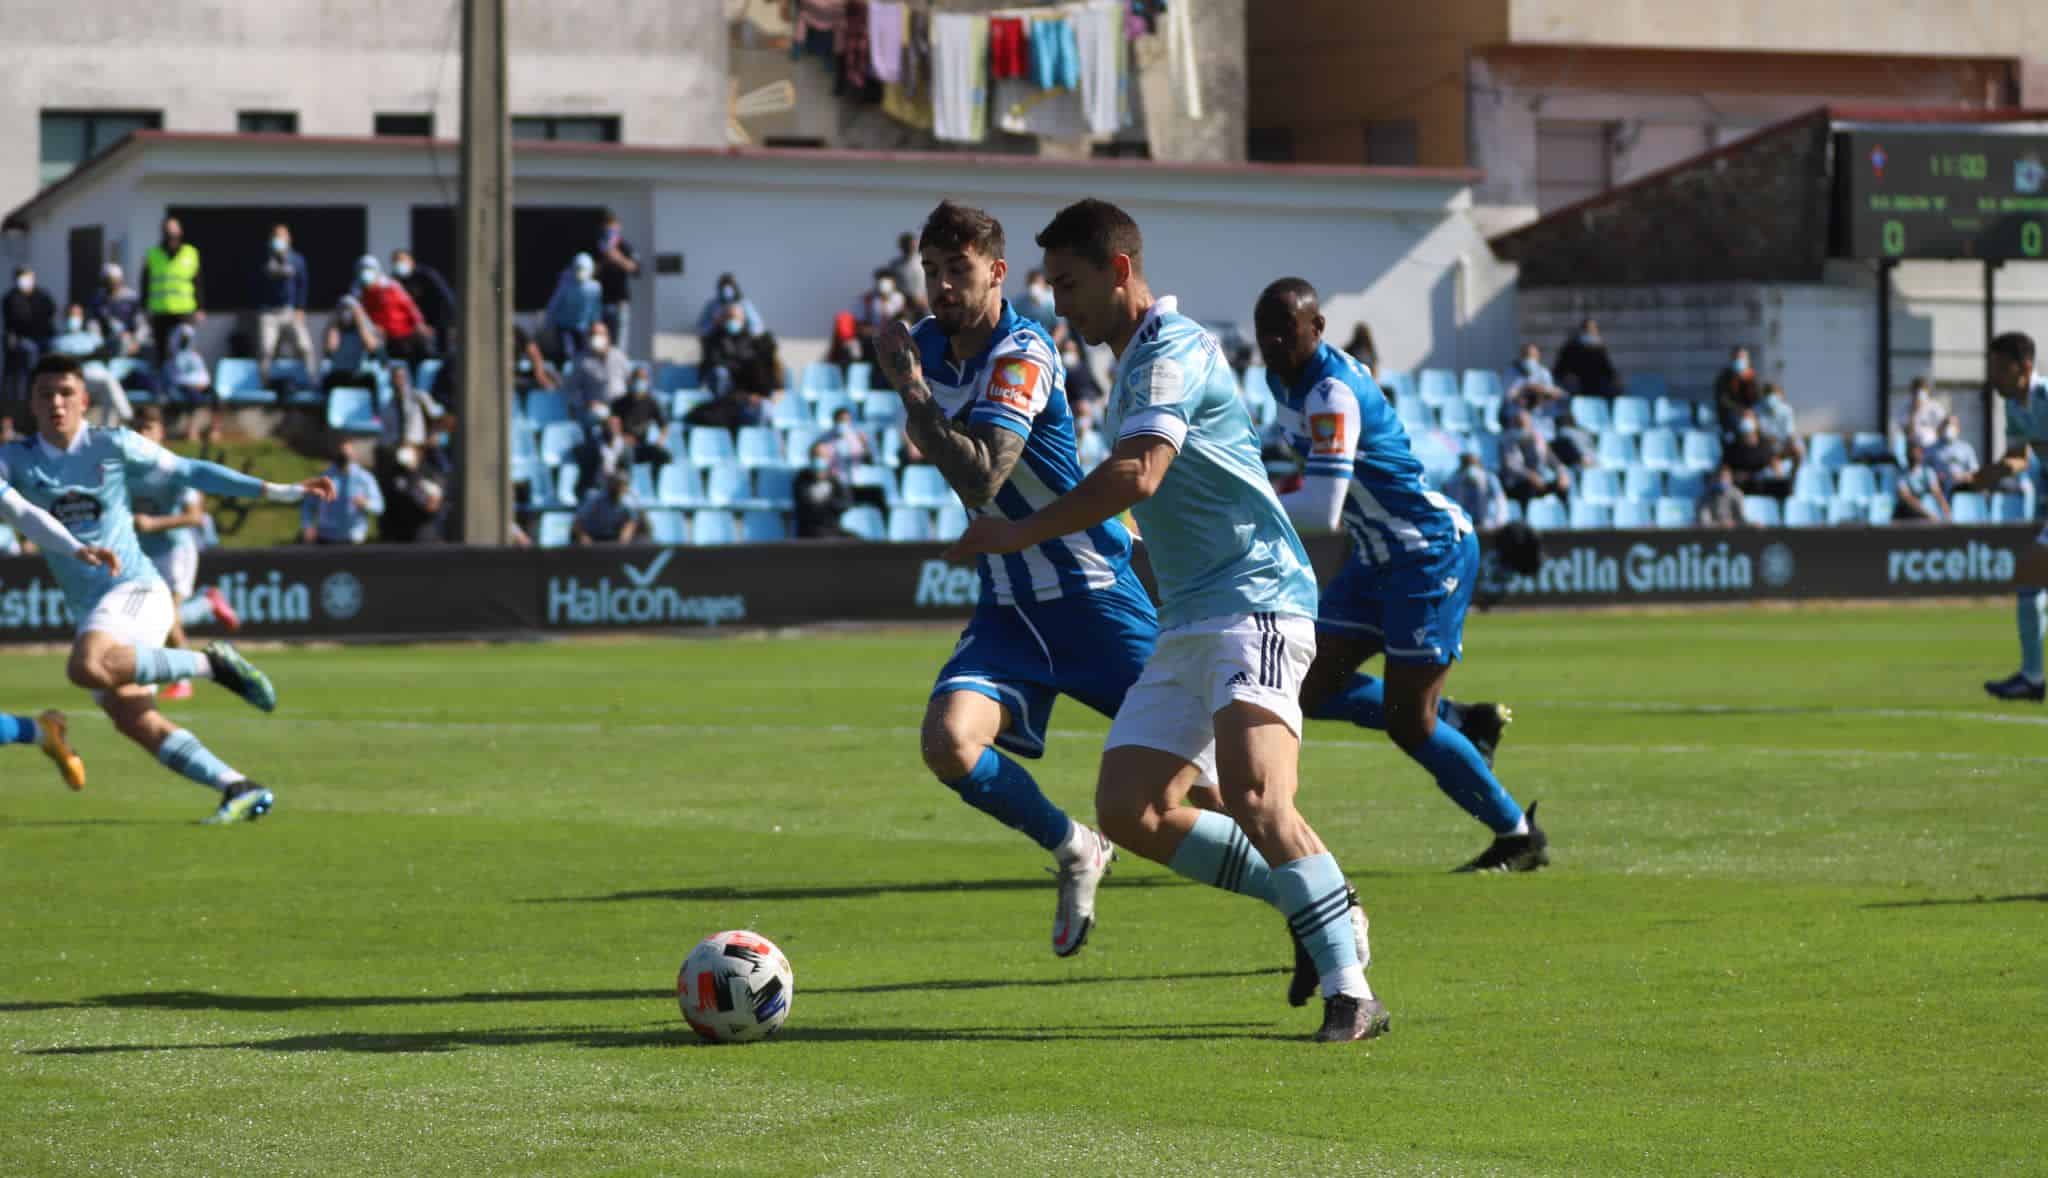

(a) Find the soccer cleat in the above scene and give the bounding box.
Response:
[205,586,242,632]
[1458,701,1513,767]
[1288,885,1370,1007]
[1983,672,2046,702]
[36,709,86,791]
[1314,993,1392,1044]
[204,641,277,712]
[201,781,274,825]
[1455,799,1551,873]
[160,680,195,701]
[1049,827,1116,957]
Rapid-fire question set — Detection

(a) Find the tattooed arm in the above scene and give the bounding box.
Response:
[876,320,1025,509]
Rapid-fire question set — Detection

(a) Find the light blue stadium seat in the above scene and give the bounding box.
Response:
[1638,428,1681,471]
[1834,465,1877,501]
[1949,491,1989,523]
[840,505,885,541]
[1827,496,1867,526]
[751,465,797,508]
[1461,369,1504,404]
[537,512,573,548]
[1680,430,1721,471]
[1849,432,1891,465]
[538,421,582,466]
[701,461,744,507]
[781,429,816,465]
[1610,396,1651,435]
[1380,371,1416,405]
[1576,467,1622,504]
[900,464,953,509]
[812,391,852,426]
[1625,372,1670,401]
[511,425,540,464]
[1597,431,1638,466]
[108,356,148,402]
[1242,366,1268,397]
[770,392,812,430]
[326,386,379,435]
[525,390,569,426]
[1653,497,1692,528]
[1417,368,1458,406]
[689,511,738,545]
[736,426,780,469]
[1525,496,1569,530]
[934,501,969,541]
[1436,399,1475,434]
[1665,469,1707,501]
[1464,432,1501,470]
[1242,383,1278,429]
[645,509,687,545]
[215,357,276,406]
[554,465,580,509]
[880,429,905,468]
[1874,467,1901,498]
[1745,496,1783,526]
[655,362,700,393]
[672,391,712,420]
[688,426,736,468]
[1994,486,2037,522]
[887,507,933,542]
[860,390,905,426]
[1568,500,1612,530]
[629,463,658,504]
[799,362,843,398]
[1469,394,1504,433]
[1623,465,1663,502]
[1792,464,1834,501]
[415,358,443,394]
[1695,403,1718,429]
[1396,395,1432,430]
[850,464,897,506]
[1867,496,1896,525]
[657,462,703,507]
[1784,498,1826,527]
[1504,498,1525,524]
[1571,396,1611,432]
[1612,500,1654,529]
[845,362,874,396]
[270,357,318,404]
[1413,430,1462,486]
[1652,395,1693,429]
[1808,433,1849,471]
[740,510,787,543]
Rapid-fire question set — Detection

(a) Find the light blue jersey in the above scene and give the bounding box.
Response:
[1107,297,1319,630]
[1270,341,1471,571]
[2006,375,2048,509]
[131,477,200,561]
[914,299,1134,606]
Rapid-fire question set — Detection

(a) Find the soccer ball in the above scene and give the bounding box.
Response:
[677,929,793,1043]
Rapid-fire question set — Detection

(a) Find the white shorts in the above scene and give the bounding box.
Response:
[149,545,199,600]
[76,579,175,648]
[1104,611,1317,772]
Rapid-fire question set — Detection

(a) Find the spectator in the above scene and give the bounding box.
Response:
[1713,345,1760,436]
[1904,377,1947,449]
[792,440,854,538]
[548,253,604,362]
[1723,410,1793,498]
[593,210,640,345]
[1076,411,1109,469]
[1894,442,1950,523]
[86,263,147,360]
[48,303,103,359]
[1499,408,1572,503]
[855,268,906,363]
[816,406,872,480]
[391,248,458,347]
[161,323,215,442]
[1753,382,1805,465]
[1504,342,1570,424]
[378,442,450,543]
[354,256,433,367]
[1343,322,1377,372]
[573,471,641,544]
[512,323,559,392]
[1061,333,1104,413]
[256,223,314,377]
[3,265,56,422]
[695,272,763,336]
[1554,317,1619,398]
[1696,464,1749,528]
[616,366,672,461]
[300,442,385,544]
[700,301,756,398]
[573,412,638,496]
[1445,451,1510,533]
[142,216,204,366]
[1927,414,1980,491]
[883,232,927,311]
[322,294,381,392]
[1017,268,1058,330]
[50,304,132,426]
[563,320,630,425]
[826,310,862,375]
[380,362,449,451]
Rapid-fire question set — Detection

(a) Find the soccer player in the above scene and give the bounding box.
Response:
[872,201,1152,956]
[130,406,242,701]
[950,199,1388,1043]
[1,475,117,790]
[1972,331,2048,702]
[1253,278,1549,872]
[1,355,335,823]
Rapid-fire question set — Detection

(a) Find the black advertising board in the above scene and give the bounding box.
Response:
[1834,129,2048,260]
[0,527,2036,644]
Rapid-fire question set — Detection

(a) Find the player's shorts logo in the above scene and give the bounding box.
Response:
[987,359,1039,413]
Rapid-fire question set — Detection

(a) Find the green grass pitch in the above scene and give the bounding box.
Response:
[2,602,2043,1176]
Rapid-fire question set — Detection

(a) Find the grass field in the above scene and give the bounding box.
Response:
[2,603,2044,1176]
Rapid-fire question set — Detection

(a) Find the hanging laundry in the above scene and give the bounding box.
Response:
[992,78,1091,141]
[1074,0,1125,137]
[1030,15,1080,92]
[988,17,1029,81]
[868,0,905,84]
[930,12,989,143]
[838,0,872,93]
[795,0,848,41]
[900,9,932,101]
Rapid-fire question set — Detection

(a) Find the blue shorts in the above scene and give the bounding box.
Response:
[1316,532,1480,666]
[932,572,1157,759]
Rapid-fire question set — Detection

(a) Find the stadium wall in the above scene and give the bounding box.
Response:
[0,527,2034,644]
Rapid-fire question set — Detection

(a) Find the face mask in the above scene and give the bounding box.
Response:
[835,421,854,435]
[876,278,896,295]
[811,456,830,473]
[1517,358,1539,377]
[720,284,737,301]
[1579,332,1598,346]
[1942,428,1960,442]
[1031,282,1050,298]
[394,260,414,278]
[271,236,288,253]
[14,276,30,294]
[432,431,451,449]
[66,316,82,332]
[1734,358,1750,374]
[358,269,378,286]
[590,337,610,355]
[723,319,743,336]
[631,378,650,394]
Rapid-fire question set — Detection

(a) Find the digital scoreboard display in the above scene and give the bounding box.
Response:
[1834,130,2048,260]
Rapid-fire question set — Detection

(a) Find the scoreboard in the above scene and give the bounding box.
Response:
[1834,130,2048,261]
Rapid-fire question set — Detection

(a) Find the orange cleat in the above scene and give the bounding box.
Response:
[204,587,242,632]
[160,680,195,701]
[36,709,86,790]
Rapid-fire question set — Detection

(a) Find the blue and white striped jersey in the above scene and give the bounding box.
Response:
[1109,297,1319,630]
[0,428,173,613]
[1270,342,1471,571]
[913,299,1134,606]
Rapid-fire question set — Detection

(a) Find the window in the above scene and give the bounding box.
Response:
[38,110,162,188]
[164,205,368,310]
[412,204,608,310]
[511,116,621,143]
[237,111,298,135]
[1247,127,1294,164]
[1364,120,1419,167]
[375,113,435,138]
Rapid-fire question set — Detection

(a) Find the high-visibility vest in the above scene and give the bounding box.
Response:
[145,243,199,315]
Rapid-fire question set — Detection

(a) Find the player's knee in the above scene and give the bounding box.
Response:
[1387,706,1435,754]
[920,723,985,784]
[1092,781,1160,845]
[65,649,112,691]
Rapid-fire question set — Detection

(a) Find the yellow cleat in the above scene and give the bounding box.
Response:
[36,709,86,791]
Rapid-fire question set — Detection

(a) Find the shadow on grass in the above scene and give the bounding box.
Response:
[532,874,1192,905]
[29,1018,1304,1056]
[0,968,1281,1015]
[1861,892,2048,910]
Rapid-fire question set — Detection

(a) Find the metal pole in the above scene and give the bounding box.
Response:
[1984,260,2004,461]
[1876,260,1896,438]
[458,0,511,546]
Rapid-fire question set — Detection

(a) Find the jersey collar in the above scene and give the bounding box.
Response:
[1112,295,1178,390]
[36,427,91,460]
[936,298,1022,384]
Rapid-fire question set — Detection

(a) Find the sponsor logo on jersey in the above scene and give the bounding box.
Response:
[1309,413,1344,455]
[986,359,1040,413]
[48,490,103,529]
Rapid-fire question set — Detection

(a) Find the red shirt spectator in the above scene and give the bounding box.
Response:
[354,255,432,365]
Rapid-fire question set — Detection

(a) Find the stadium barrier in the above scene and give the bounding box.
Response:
[0,525,2037,643]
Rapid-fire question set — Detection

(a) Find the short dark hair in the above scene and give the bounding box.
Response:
[1991,331,2036,366]
[31,353,84,383]
[1256,276,1318,314]
[1035,199,1142,271]
[133,405,165,431]
[918,201,1005,261]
